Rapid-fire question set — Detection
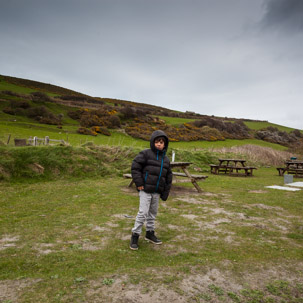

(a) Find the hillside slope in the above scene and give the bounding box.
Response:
[0,74,302,150]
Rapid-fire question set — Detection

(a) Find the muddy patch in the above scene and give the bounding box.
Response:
[250,203,284,211]
[0,235,19,251]
[176,196,209,205]
[35,243,56,255]
[170,186,201,196]
[85,263,303,303]
[181,214,199,220]
[248,190,268,194]
[0,279,41,302]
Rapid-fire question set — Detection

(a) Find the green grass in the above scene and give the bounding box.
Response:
[244,121,296,133]
[156,115,196,126]
[0,79,37,95]
[1,165,303,302]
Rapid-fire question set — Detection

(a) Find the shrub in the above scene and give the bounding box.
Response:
[92,126,111,136]
[80,114,104,128]
[2,107,16,115]
[30,91,53,102]
[291,129,303,138]
[120,106,137,119]
[191,118,250,139]
[67,109,82,120]
[77,127,97,136]
[10,100,31,109]
[27,106,60,125]
[108,115,121,128]
[200,126,224,141]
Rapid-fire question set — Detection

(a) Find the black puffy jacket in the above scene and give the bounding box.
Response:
[131,130,173,201]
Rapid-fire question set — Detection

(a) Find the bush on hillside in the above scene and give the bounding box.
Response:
[91,126,111,136]
[2,99,31,116]
[27,106,60,125]
[67,109,82,120]
[255,127,299,145]
[192,118,250,139]
[77,127,97,136]
[199,126,224,141]
[120,106,137,119]
[1,90,30,99]
[291,129,303,138]
[57,95,104,105]
[2,107,17,115]
[108,115,121,128]
[80,114,105,128]
[10,100,31,109]
[30,91,53,102]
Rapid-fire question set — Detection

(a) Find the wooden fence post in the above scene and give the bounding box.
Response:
[33,136,37,146]
[45,136,49,145]
[7,134,11,145]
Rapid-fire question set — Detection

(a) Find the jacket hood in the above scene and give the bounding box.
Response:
[150,130,169,152]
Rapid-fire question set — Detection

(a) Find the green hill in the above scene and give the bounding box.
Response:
[0,74,302,151]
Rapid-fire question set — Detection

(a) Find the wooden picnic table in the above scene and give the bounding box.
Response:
[210,159,257,177]
[123,161,208,193]
[170,162,208,193]
[277,160,303,177]
[218,159,246,167]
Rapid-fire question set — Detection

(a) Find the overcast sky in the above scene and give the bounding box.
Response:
[1,0,303,129]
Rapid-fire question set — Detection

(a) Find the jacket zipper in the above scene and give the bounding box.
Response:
[155,152,164,192]
[144,171,148,182]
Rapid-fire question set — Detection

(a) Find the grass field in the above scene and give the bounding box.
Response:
[1,163,303,302]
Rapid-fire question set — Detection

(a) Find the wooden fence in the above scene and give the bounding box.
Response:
[27,136,66,146]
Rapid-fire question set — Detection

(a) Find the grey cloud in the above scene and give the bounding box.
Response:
[261,0,303,33]
[0,0,302,129]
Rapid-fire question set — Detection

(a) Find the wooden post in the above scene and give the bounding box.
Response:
[7,134,11,145]
[34,136,37,146]
[45,136,49,145]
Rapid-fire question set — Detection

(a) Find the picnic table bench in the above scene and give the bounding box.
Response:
[210,159,257,177]
[123,162,208,193]
[277,160,303,178]
[170,162,208,193]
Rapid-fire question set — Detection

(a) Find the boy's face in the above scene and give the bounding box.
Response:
[154,138,165,151]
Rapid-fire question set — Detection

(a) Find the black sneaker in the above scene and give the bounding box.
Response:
[130,233,139,250]
[145,230,162,245]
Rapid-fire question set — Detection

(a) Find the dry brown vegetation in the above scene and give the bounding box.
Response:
[211,144,298,166]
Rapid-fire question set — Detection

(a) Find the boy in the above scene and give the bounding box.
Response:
[130,130,173,250]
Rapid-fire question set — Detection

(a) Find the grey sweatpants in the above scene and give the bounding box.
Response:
[131,191,160,235]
